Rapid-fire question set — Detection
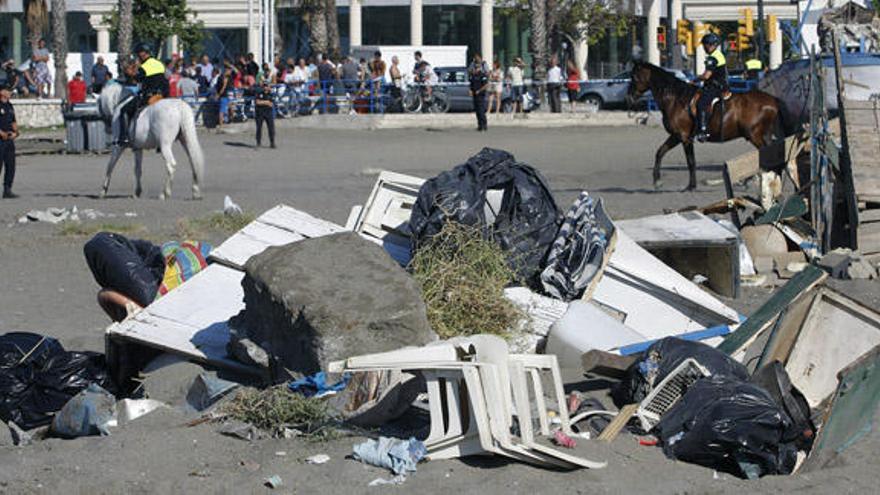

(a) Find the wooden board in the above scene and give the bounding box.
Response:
[209,205,347,269]
[105,264,254,375]
[598,403,638,442]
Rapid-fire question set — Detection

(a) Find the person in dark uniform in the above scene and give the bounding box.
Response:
[0,86,19,198]
[744,58,764,81]
[118,44,169,144]
[468,53,490,132]
[694,33,728,142]
[254,81,276,148]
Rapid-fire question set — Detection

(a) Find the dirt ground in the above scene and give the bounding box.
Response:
[0,124,876,493]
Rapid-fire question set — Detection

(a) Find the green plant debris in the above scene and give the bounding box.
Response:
[57,221,146,237]
[222,386,338,440]
[410,222,524,339]
[176,212,254,239]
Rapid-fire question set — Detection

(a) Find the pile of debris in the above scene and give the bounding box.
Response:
[2,148,879,487]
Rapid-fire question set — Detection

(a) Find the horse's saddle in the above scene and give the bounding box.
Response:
[689,90,732,117]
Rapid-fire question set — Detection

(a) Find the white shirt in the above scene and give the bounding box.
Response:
[507,66,524,86]
[547,66,562,84]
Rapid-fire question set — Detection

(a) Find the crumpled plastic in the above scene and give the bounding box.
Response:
[288,372,351,398]
[0,332,115,430]
[50,383,117,438]
[352,436,427,475]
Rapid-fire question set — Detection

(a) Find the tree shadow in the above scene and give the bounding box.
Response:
[223,141,255,149]
[35,192,130,199]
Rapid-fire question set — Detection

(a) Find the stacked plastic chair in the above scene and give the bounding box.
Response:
[329,335,606,469]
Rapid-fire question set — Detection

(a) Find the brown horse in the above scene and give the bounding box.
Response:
[628,61,786,191]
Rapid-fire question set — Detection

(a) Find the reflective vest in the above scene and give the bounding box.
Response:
[745,59,763,71]
[706,48,726,69]
[140,57,165,78]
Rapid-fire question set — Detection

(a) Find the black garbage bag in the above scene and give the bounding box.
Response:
[751,361,816,451]
[655,375,799,479]
[612,337,749,407]
[0,332,115,430]
[409,148,560,287]
[84,232,165,307]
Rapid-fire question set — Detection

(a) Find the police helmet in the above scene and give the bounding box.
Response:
[135,43,152,55]
[700,33,720,46]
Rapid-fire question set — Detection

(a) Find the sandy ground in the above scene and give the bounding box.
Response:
[0,124,876,493]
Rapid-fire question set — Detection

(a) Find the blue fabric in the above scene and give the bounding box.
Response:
[352,437,427,475]
[287,371,350,398]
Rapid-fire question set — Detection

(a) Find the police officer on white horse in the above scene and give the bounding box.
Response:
[116,43,169,145]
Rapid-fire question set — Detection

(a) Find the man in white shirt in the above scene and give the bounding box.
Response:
[506,57,525,113]
[198,55,213,84]
[546,55,563,113]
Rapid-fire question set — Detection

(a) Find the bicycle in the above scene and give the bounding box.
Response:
[402,83,450,114]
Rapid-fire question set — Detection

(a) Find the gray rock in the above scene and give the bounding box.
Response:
[848,259,878,280]
[228,233,435,381]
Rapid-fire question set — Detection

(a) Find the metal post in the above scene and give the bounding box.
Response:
[666,0,674,67]
[757,0,766,65]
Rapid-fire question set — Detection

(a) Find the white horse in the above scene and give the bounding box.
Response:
[98,81,204,199]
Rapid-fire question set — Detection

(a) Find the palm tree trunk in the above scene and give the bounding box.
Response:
[529,0,548,87]
[25,0,49,50]
[325,0,340,60]
[51,0,68,99]
[306,1,329,57]
[117,0,133,70]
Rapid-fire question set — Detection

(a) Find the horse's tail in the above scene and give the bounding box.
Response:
[178,102,205,184]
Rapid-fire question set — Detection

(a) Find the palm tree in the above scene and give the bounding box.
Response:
[325,0,341,60]
[24,0,49,50]
[529,0,548,86]
[51,0,67,99]
[117,0,133,68]
[305,0,329,57]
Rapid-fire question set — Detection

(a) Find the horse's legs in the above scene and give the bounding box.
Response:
[158,143,177,200]
[683,141,697,191]
[133,149,143,198]
[653,135,681,189]
[100,145,125,198]
[178,138,202,200]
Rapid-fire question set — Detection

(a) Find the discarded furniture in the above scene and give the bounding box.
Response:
[617,211,741,297]
[347,171,425,266]
[105,205,347,386]
[329,335,606,469]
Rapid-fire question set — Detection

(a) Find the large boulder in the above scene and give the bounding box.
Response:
[227,233,435,381]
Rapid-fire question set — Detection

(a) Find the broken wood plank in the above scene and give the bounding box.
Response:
[581,350,637,379]
[598,403,638,442]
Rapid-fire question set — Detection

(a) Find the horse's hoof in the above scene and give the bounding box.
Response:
[192,194,203,201]
[653,180,663,190]
[158,194,167,201]
[98,191,107,199]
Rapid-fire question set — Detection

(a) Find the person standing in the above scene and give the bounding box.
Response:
[546,55,562,113]
[67,71,87,104]
[507,57,525,113]
[32,39,51,97]
[487,61,503,113]
[566,60,580,112]
[91,56,110,94]
[254,81,276,148]
[0,86,19,198]
[468,53,490,132]
[198,55,213,83]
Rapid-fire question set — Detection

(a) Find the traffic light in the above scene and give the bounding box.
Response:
[657,26,667,51]
[728,33,738,52]
[739,8,754,37]
[766,15,778,43]
[676,19,690,45]
[738,26,752,52]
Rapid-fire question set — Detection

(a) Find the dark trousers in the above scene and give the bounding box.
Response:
[696,88,721,130]
[255,107,275,146]
[548,84,562,113]
[473,92,487,130]
[0,140,14,190]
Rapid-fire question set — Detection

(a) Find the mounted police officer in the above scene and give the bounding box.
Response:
[694,33,728,142]
[116,43,169,144]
